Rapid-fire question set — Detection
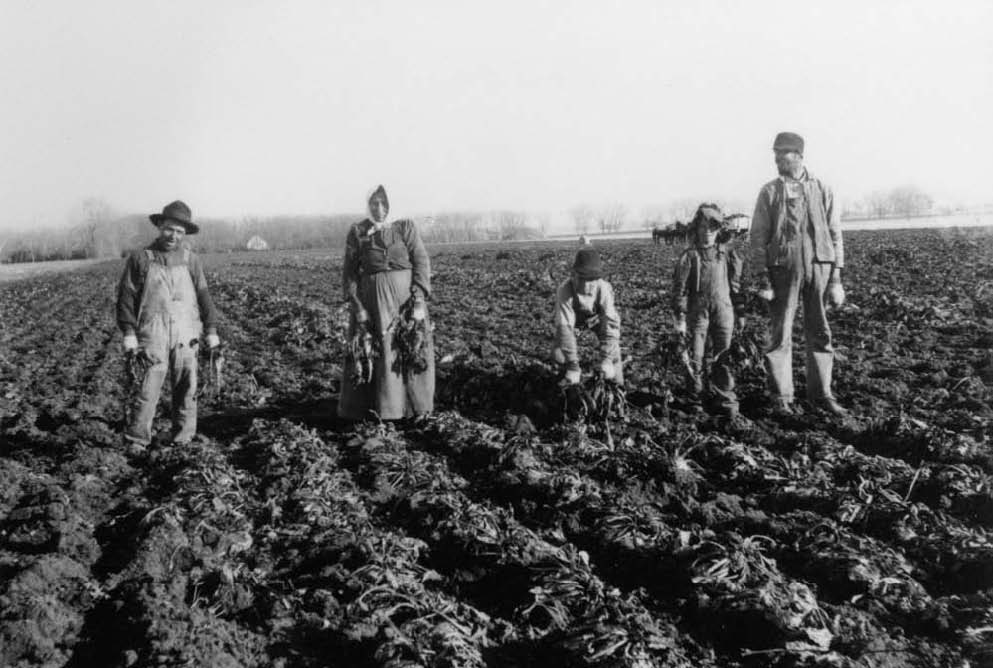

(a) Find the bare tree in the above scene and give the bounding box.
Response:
[887,185,933,218]
[492,210,527,240]
[569,204,595,235]
[533,213,550,237]
[641,205,668,229]
[863,191,891,219]
[72,197,117,257]
[598,203,627,233]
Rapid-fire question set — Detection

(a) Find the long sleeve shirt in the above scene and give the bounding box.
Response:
[342,218,431,311]
[116,243,218,336]
[749,169,843,279]
[554,278,621,367]
[671,245,742,316]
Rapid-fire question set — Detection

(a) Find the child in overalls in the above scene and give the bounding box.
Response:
[116,201,220,450]
[553,246,623,385]
[671,204,743,417]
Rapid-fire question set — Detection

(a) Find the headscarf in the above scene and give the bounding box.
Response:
[365,184,393,231]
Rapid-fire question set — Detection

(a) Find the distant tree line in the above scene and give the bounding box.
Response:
[0,198,549,264]
[842,185,938,220]
[417,210,547,244]
[569,203,630,234]
[2,186,975,263]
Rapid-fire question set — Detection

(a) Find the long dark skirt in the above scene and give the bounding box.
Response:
[338,269,435,420]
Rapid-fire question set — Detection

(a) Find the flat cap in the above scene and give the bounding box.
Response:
[773,132,804,153]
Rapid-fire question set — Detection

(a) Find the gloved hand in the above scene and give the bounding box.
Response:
[735,315,747,332]
[564,367,581,385]
[673,316,687,336]
[756,272,774,302]
[828,281,845,306]
[123,333,138,353]
[206,333,221,349]
[599,358,616,380]
[354,307,370,324]
[411,301,427,321]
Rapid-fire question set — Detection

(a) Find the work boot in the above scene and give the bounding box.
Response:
[723,409,754,432]
[813,397,848,417]
[123,437,148,457]
[769,398,794,418]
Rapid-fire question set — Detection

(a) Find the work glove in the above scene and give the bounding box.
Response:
[599,358,616,381]
[828,281,846,306]
[673,316,687,336]
[206,333,221,349]
[411,300,427,321]
[123,333,138,353]
[564,366,581,385]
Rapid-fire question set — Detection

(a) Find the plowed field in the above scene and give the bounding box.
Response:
[2,229,992,667]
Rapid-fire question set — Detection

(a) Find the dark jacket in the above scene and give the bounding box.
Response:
[116,243,218,336]
[342,218,431,312]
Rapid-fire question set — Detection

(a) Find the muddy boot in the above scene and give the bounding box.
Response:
[122,436,148,458]
[725,411,754,432]
[682,375,705,413]
[768,398,795,418]
[812,396,848,417]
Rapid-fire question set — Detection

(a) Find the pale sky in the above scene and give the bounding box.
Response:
[1,0,991,230]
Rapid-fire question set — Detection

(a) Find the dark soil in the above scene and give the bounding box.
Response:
[1,228,992,667]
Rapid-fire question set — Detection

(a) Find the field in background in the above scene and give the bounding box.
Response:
[556,212,993,242]
[0,230,992,667]
[0,258,106,283]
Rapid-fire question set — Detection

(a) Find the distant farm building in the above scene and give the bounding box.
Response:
[725,214,751,235]
[246,235,269,251]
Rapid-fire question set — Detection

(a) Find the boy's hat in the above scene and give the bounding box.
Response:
[572,248,603,279]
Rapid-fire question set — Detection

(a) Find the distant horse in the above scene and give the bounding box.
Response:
[723,214,751,242]
[656,221,690,246]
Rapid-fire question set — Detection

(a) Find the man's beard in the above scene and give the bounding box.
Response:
[778,160,802,177]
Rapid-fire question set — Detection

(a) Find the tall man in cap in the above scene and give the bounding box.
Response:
[116,200,221,451]
[552,244,623,385]
[750,132,846,416]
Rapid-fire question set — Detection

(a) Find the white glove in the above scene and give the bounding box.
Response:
[354,307,370,324]
[673,317,687,336]
[564,368,581,385]
[599,359,616,380]
[123,333,138,352]
[206,333,220,348]
[757,288,774,302]
[411,301,427,321]
[828,282,845,306]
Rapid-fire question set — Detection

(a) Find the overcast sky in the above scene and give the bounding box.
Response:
[1,0,991,230]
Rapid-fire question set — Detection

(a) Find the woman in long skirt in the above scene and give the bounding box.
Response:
[338,185,435,419]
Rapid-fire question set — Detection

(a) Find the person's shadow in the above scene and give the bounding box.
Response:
[197,396,342,440]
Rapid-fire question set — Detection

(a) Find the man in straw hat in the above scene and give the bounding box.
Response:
[116,200,221,451]
[552,244,623,385]
[750,132,847,416]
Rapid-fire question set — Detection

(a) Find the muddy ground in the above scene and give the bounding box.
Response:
[1,228,992,667]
